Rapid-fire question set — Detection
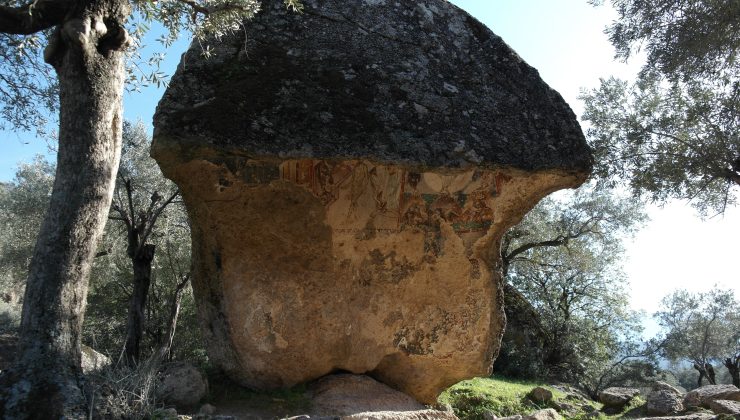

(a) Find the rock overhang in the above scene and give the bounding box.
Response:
[153,0,591,174]
[151,0,592,404]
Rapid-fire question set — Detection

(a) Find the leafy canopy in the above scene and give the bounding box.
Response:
[499,186,653,393]
[0,0,303,136]
[582,0,739,215]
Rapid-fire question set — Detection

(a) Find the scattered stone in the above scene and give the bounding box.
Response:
[80,344,111,374]
[342,410,459,419]
[495,416,522,420]
[528,387,553,403]
[638,414,716,420]
[153,0,591,404]
[684,384,740,408]
[553,402,576,413]
[523,408,561,420]
[311,374,425,415]
[653,381,684,394]
[551,384,590,401]
[599,387,640,408]
[199,403,217,415]
[708,399,740,415]
[435,403,454,413]
[581,404,596,412]
[156,361,209,409]
[647,382,684,415]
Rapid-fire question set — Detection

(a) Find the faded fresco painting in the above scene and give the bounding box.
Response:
[279,160,511,240]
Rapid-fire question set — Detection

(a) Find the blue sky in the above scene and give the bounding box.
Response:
[1,1,737,315]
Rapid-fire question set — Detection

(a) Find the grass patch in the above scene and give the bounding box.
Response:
[438,377,649,420]
[438,377,564,419]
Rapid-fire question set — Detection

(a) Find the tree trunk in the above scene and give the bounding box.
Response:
[155,274,190,362]
[694,362,706,387]
[706,363,716,385]
[725,357,740,387]
[124,244,155,365]
[0,0,129,416]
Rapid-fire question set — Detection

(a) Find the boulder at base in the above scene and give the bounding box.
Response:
[684,384,740,408]
[310,374,425,415]
[156,361,209,409]
[708,399,740,415]
[152,0,591,404]
[647,381,684,415]
[598,387,640,409]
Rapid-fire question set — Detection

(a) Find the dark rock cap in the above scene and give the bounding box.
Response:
[153,0,592,173]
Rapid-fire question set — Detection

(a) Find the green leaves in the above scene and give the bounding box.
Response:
[499,186,648,388]
[581,73,739,215]
[586,0,740,216]
[656,287,739,368]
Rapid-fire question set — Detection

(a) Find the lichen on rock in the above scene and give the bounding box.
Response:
[152,0,591,404]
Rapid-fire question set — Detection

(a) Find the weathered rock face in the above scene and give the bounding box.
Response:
[598,387,640,409]
[684,384,740,408]
[311,374,425,415]
[152,0,591,404]
[647,382,684,416]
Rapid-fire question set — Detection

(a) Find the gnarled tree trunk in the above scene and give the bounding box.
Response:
[124,244,155,365]
[725,357,740,387]
[0,0,129,416]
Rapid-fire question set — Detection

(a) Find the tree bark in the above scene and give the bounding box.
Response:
[0,0,130,416]
[693,362,706,387]
[124,244,155,365]
[706,363,716,385]
[155,274,190,362]
[724,357,739,387]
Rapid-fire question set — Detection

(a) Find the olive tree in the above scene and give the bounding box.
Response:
[0,0,305,415]
[583,0,739,215]
[0,156,55,303]
[497,186,654,395]
[656,288,740,387]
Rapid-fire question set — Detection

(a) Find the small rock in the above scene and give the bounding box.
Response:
[80,344,111,374]
[342,410,459,419]
[523,408,561,420]
[652,381,683,394]
[156,361,209,409]
[496,416,522,420]
[199,403,217,415]
[437,403,454,413]
[553,402,576,413]
[708,399,740,415]
[581,404,596,412]
[684,384,740,408]
[528,387,553,403]
[638,414,716,420]
[598,387,640,408]
[482,412,497,420]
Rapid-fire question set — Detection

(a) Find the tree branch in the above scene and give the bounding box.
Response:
[0,0,69,35]
[139,190,179,246]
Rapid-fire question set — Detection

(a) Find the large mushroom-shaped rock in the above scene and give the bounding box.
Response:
[152,0,591,404]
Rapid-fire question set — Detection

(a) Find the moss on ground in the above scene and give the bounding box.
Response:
[438,377,648,420]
